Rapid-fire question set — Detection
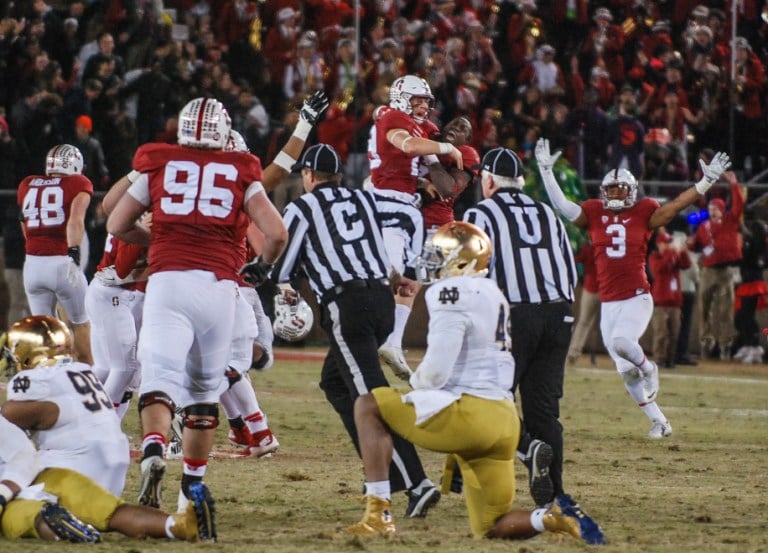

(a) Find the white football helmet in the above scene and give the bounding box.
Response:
[225,129,249,153]
[600,168,638,211]
[45,144,84,176]
[177,97,232,150]
[273,293,314,342]
[389,75,434,120]
[416,221,492,283]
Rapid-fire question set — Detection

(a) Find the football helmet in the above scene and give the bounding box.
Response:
[389,75,434,120]
[225,130,249,153]
[4,316,73,372]
[600,168,638,211]
[45,144,84,176]
[416,221,492,283]
[177,97,232,150]
[273,293,314,342]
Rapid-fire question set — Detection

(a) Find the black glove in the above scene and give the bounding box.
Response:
[239,257,274,287]
[67,246,81,266]
[299,91,330,125]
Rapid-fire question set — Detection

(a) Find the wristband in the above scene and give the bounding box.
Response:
[694,178,712,195]
[292,119,313,141]
[67,246,81,266]
[438,142,453,155]
[126,170,141,183]
[0,483,14,506]
[274,151,297,172]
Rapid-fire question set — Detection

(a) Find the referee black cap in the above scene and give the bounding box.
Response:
[296,143,342,174]
[481,148,523,178]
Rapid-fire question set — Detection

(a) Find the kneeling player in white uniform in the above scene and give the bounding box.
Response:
[0,413,216,542]
[343,222,605,545]
[1,316,130,496]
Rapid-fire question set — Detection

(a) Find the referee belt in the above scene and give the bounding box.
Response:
[324,278,390,303]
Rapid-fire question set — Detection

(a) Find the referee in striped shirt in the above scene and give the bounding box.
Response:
[463,147,578,508]
[271,144,440,517]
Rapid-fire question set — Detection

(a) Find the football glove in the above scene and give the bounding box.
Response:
[239,256,274,287]
[94,266,136,287]
[696,151,732,194]
[535,138,562,172]
[299,90,330,125]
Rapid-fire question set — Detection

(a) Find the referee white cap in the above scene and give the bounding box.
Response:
[296,143,342,174]
[481,148,523,178]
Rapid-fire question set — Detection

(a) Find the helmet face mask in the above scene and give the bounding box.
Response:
[225,130,249,153]
[46,144,84,176]
[600,168,638,211]
[273,294,314,342]
[4,316,73,372]
[177,97,232,150]
[416,222,492,283]
[389,75,434,121]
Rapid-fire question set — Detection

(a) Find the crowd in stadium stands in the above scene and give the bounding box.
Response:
[0,0,766,361]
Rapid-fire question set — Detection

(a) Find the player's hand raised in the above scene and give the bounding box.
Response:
[535,138,562,172]
[699,152,731,184]
[299,91,329,126]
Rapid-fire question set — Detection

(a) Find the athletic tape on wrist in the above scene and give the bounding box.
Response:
[274,151,297,172]
[293,119,313,141]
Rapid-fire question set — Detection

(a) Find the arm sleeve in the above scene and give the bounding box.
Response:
[409,308,469,390]
[539,168,583,222]
[0,417,39,489]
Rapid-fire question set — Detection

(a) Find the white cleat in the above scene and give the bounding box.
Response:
[648,419,672,439]
[378,344,413,381]
[138,455,166,508]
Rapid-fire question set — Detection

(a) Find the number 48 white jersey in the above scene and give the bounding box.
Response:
[7,359,130,496]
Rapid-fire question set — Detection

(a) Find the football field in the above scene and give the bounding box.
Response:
[2,348,767,553]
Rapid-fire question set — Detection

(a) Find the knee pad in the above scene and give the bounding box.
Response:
[137,391,175,415]
[225,367,242,388]
[182,403,220,430]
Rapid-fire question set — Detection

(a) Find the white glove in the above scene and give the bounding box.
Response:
[66,258,82,286]
[695,151,732,194]
[535,138,562,172]
[94,266,136,287]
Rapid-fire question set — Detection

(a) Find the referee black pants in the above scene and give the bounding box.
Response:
[318,281,428,493]
[510,301,573,500]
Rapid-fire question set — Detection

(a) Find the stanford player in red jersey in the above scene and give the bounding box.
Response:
[368,76,464,378]
[107,97,288,523]
[420,117,480,234]
[536,138,731,439]
[18,144,94,365]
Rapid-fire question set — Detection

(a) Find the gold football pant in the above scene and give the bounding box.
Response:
[373,388,520,537]
[1,467,123,538]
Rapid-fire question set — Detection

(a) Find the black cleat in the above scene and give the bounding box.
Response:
[40,502,101,543]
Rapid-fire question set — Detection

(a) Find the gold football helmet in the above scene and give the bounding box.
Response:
[4,316,73,372]
[416,221,492,283]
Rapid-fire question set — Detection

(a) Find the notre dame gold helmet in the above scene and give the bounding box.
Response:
[4,316,73,372]
[416,221,492,283]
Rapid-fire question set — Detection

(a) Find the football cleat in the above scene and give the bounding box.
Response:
[228,426,254,448]
[40,502,101,543]
[165,439,183,460]
[549,493,606,545]
[138,455,166,508]
[527,439,555,506]
[641,361,659,402]
[378,344,413,381]
[405,484,440,518]
[188,481,217,542]
[648,419,672,439]
[248,429,280,458]
[344,496,396,536]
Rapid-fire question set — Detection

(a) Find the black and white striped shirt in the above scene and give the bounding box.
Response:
[272,183,422,301]
[371,191,424,269]
[463,189,577,304]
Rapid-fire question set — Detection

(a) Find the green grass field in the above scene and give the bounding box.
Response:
[2,349,767,553]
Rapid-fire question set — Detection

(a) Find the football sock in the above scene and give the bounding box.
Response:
[530,508,548,532]
[142,433,167,460]
[245,411,269,434]
[228,416,246,430]
[229,376,261,418]
[218,389,239,420]
[181,459,207,498]
[640,401,666,422]
[621,369,647,404]
[165,516,177,539]
[365,481,391,501]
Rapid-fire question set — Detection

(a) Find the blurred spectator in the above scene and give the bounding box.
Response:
[283,38,325,102]
[263,7,299,111]
[217,0,260,46]
[643,128,689,186]
[72,114,109,189]
[606,84,645,178]
[649,230,692,368]
[567,239,600,366]
[731,36,766,178]
[120,56,176,144]
[561,87,608,178]
[518,44,565,96]
[579,7,625,84]
[99,104,138,179]
[733,214,768,364]
[82,31,125,83]
[587,66,616,111]
[365,37,406,95]
[463,19,501,85]
[60,77,102,142]
[506,0,545,74]
[674,232,700,365]
[686,169,745,360]
[430,0,459,42]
